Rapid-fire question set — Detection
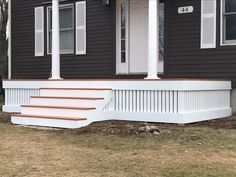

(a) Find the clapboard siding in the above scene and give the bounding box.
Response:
[165,0,236,87]
[11,0,115,79]
[12,0,236,87]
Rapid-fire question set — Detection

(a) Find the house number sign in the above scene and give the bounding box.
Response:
[178,6,194,14]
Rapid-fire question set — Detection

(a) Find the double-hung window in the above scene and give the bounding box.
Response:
[48,4,74,54]
[222,0,236,44]
[34,1,86,57]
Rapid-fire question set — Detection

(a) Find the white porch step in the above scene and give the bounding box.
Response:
[11,114,90,129]
[30,96,104,107]
[21,105,96,118]
[40,88,112,97]
[10,87,112,129]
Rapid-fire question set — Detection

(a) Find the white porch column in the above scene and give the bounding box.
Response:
[50,0,62,80]
[146,0,160,79]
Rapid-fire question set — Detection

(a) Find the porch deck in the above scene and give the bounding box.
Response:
[2,79,232,128]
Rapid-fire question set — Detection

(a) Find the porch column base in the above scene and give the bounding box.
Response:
[145,76,161,80]
[49,77,64,80]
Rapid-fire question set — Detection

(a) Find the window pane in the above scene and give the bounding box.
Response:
[60,8,73,29]
[121,4,127,16]
[49,31,52,53]
[159,50,164,62]
[121,52,126,63]
[226,14,236,40]
[49,10,52,30]
[159,25,164,36]
[121,28,126,39]
[159,36,164,50]
[121,40,126,51]
[225,0,236,13]
[160,3,164,23]
[60,30,74,53]
[159,2,164,62]
[121,16,126,28]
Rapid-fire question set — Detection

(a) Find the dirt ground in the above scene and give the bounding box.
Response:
[0,111,236,177]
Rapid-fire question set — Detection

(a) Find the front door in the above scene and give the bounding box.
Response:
[116,0,164,75]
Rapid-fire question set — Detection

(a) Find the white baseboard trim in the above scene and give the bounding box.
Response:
[181,108,232,124]
[102,108,232,124]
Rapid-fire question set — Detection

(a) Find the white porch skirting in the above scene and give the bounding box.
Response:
[2,79,232,124]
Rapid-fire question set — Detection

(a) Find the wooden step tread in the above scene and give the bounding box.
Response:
[31,96,104,100]
[40,88,112,90]
[12,114,87,121]
[21,105,96,110]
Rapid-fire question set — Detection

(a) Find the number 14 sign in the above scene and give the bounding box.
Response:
[178,6,194,14]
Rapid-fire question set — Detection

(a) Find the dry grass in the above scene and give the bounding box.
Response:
[0,111,236,177]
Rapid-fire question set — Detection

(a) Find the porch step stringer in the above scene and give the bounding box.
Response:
[11,88,113,129]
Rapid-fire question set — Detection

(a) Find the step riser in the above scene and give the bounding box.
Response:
[21,107,93,118]
[12,88,112,129]
[40,90,110,97]
[30,98,101,107]
[11,116,90,129]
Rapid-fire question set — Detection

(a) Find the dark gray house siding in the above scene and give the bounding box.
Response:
[165,0,236,87]
[11,0,116,79]
[11,0,236,87]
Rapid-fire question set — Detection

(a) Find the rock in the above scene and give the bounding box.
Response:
[159,129,172,134]
[153,131,160,135]
[149,125,160,132]
[145,125,151,132]
[138,127,146,133]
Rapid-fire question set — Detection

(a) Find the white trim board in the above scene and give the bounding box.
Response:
[103,108,232,124]
[3,80,231,91]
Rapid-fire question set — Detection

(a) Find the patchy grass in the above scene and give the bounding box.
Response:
[0,111,236,177]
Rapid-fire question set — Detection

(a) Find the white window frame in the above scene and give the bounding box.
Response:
[47,4,74,55]
[221,0,236,46]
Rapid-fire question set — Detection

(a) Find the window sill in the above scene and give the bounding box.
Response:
[220,43,236,46]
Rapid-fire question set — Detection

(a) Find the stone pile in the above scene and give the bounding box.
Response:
[138,125,171,135]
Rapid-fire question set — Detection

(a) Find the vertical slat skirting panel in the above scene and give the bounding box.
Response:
[150,91,154,112]
[133,91,136,112]
[108,89,230,119]
[5,88,40,107]
[162,91,166,113]
[137,90,140,112]
[158,91,162,113]
[140,91,143,112]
